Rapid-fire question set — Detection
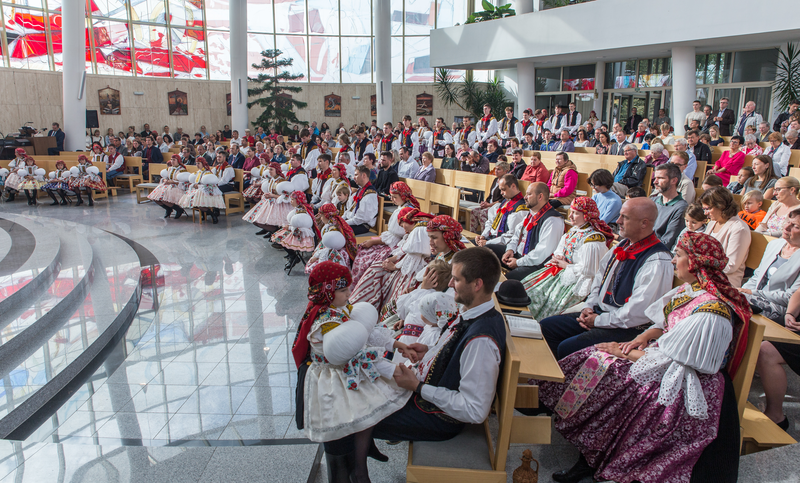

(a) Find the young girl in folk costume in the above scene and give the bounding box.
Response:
[317,163,349,209]
[243,153,270,203]
[411,292,459,379]
[148,154,188,218]
[90,143,108,166]
[306,203,358,274]
[391,260,453,365]
[3,148,28,201]
[69,155,106,206]
[43,160,72,206]
[179,158,225,224]
[521,197,614,320]
[334,185,350,216]
[350,181,420,283]
[293,262,411,481]
[15,156,46,205]
[349,207,434,312]
[243,164,289,237]
[272,191,321,272]
[536,232,750,483]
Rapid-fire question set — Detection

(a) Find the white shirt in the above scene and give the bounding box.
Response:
[455,128,478,148]
[214,166,235,185]
[565,110,582,135]
[476,118,498,143]
[506,214,565,267]
[311,177,329,204]
[583,247,674,329]
[766,144,791,176]
[344,190,378,227]
[397,158,420,179]
[418,299,502,424]
[229,137,241,146]
[107,153,124,172]
[481,201,527,246]
[302,146,321,172]
[514,120,537,140]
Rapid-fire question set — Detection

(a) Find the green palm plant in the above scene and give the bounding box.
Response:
[434,68,511,120]
[465,1,515,24]
[773,43,800,112]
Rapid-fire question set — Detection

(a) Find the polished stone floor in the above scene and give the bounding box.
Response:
[0,193,797,482]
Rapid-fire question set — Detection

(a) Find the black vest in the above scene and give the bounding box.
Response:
[354,138,369,161]
[521,206,561,259]
[599,240,670,309]
[500,117,518,138]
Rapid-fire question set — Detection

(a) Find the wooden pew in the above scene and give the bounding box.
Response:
[114,156,144,191]
[452,171,491,229]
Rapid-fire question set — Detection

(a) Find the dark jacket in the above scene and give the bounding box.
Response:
[48,129,65,150]
[142,146,163,164]
[613,156,647,188]
[624,114,643,134]
[717,108,736,136]
[461,156,490,174]
[509,160,527,179]
[610,140,630,156]
[374,168,399,196]
[228,152,245,169]
[773,111,796,133]
[692,142,713,162]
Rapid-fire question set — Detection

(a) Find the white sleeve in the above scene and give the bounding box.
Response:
[292,173,310,192]
[485,119,498,140]
[319,179,333,205]
[220,167,235,184]
[419,337,501,424]
[506,222,525,254]
[303,148,320,171]
[109,155,124,171]
[655,311,733,373]
[516,217,564,267]
[482,204,500,238]
[560,239,609,298]
[489,210,526,247]
[643,285,683,331]
[347,192,378,227]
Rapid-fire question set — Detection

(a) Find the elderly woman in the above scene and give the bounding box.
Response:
[538,232,749,483]
[742,134,763,157]
[765,131,792,176]
[700,187,751,287]
[757,177,800,236]
[709,135,745,185]
[548,152,578,208]
[521,197,613,320]
[644,143,668,168]
[742,154,779,200]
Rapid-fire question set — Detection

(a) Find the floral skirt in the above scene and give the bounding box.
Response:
[69,175,106,191]
[147,181,172,202]
[181,184,225,209]
[19,179,44,190]
[264,201,293,227]
[536,347,724,483]
[470,207,489,234]
[272,228,314,252]
[242,197,271,224]
[521,266,584,321]
[42,180,70,191]
[4,172,22,190]
[351,244,392,285]
[243,183,263,199]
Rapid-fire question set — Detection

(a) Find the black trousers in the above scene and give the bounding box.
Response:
[485,243,542,281]
[350,223,371,235]
[218,183,235,193]
[540,312,645,360]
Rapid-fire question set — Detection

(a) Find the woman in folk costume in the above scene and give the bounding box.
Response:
[349,207,434,311]
[317,163,349,209]
[293,262,411,482]
[350,181,420,284]
[243,163,290,236]
[68,155,106,206]
[16,156,46,205]
[179,157,225,224]
[242,153,270,204]
[43,160,73,206]
[521,197,614,320]
[3,148,29,201]
[90,142,108,166]
[306,203,358,274]
[537,232,750,483]
[148,154,188,218]
[212,153,236,193]
[272,191,322,272]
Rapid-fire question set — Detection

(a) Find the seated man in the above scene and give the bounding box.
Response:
[540,198,674,359]
[610,144,647,198]
[343,165,378,235]
[475,175,527,249]
[650,163,688,249]
[372,151,399,198]
[486,182,564,281]
[105,145,124,181]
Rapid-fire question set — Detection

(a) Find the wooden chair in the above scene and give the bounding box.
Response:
[113,156,144,191]
[694,160,707,187]
[401,178,432,213]
[452,171,491,228]
[427,183,461,219]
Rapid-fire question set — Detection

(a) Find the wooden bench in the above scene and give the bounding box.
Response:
[113,156,144,191]
[135,183,159,203]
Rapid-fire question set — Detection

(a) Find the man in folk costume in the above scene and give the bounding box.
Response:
[105,144,125,182]
[565,101,582,136]
[475,104,498,151]
[545,104,568,136]
[299,128,320,171]
[498,106,518,149]
[486,182,565,281]
[454,116,477,148]
[353,128,370,162]
[540,197,674,360]
[399,115,415,151]
[431,117,453,159]
[344,165,379,235]
[379,122,400,152]
[475,174,527,249]
[311,154,333,207]
[285,153,310,192]
[515,108,537,142]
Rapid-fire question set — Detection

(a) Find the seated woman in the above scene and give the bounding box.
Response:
[147,154,188,218]
[708,125,725,146]
[212,152,236,193]
[178,158,225,224]
[440,143,459,170]
[317,163,350,209]
[350,181,420,284]
[43,160,72,206]
[243,163,289,236]
[68,155,106,207]
[305,203,358,274]
[272,191,321,272]
[699,187,751,287]
[242,153,270,204]
[742,155,778,200]
[757,176,800,237]
[16,156,45,205]
[3,148,29,201]
[521,197,613,320]
[740,208,800,321]
[547,152,578,208]
[644,143,668,168]
[538,232,749,483]
[742,134,763,157]
[708,135,745,185]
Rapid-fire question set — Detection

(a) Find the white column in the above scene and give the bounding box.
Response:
[229,0,249,134]
[516,62,536,115]
[671,45,696,136]
[593,61,605,121]
[61,0,85,152]
[374,0,392,125]
[515,0,533,15]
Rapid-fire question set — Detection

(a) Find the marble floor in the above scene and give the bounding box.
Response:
[0,193,797,482]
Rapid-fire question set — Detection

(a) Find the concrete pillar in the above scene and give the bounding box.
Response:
[61,0,86,152]
[516,62,536,115]
[671,45,696,136]
[515,0,533,15]
[229,0,249,134]
[374,0,392,125]
[593,61,605,122]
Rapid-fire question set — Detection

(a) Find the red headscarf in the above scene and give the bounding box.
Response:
[398,207,434,226]
[333,164,346,177]
[292,261,353,368]
[269,162,283,177]
[78,155,91,165]
[196,158,211,170]
[258,152,270,162]
[570,197,615,248]
[676,232,752,377]
[320,203,357,261]
[14,148,26,157]
[390,181,420,209]
[291,191,321,239]
[427,215,465,253]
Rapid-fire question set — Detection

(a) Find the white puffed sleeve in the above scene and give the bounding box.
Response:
[395,226,431,276]
[380,208,407,247]
[561,237,610,298]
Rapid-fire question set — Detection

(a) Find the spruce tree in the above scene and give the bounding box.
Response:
[248,49,307,137]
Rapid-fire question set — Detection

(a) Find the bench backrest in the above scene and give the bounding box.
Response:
[453,170,489,192]
[428,183,461,216]
[745,232,775,270]
[732,318,766,421]
[401,178,432,212]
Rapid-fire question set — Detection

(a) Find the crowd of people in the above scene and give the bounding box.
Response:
[4,96,800,483]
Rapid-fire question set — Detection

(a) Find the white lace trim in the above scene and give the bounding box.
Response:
[629,348,709,419]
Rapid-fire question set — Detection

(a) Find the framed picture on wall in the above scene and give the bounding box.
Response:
[277,93,293,110]
[325,93,341,117]
[370,94,377,116]
[168,90,188,116]
[98,87,120,115]
[416,93,433,116]
[226,93,232,116]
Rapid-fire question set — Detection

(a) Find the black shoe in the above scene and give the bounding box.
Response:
[174,208,185,219]
[211,212,219,224]
[368,439,389,462]
[778,415,790,431]
[271,242,283,249]
[164,207,174,218]
[552,454,593,483]
[75,200,83,206]
[6,192,15,202]
[50,200,59,206]
[324,451,356,483]
[88,200,94,206]
[255,229,268,235]
[60,199,68,205]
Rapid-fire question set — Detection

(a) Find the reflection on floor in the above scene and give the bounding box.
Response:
[0,194,797,482]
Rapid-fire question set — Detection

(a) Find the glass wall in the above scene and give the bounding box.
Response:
[0,0,472,82]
